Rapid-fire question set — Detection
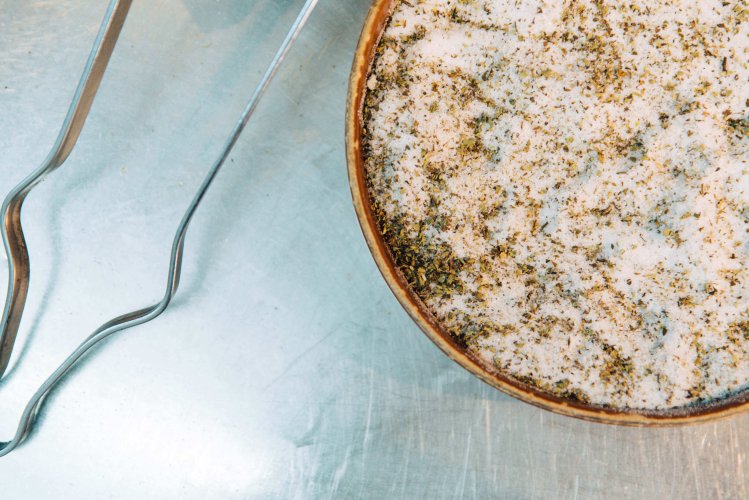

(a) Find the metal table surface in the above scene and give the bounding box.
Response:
[0,1,746,498]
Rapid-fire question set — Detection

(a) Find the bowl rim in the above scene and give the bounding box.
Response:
[345,0,749,426]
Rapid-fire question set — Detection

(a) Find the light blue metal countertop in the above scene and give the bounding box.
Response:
[0,1,746,498]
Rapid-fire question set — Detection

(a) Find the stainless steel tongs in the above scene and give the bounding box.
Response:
[0,0,133,378]
[0,0,318,456]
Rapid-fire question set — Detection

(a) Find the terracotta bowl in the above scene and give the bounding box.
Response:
[345,0,749,425]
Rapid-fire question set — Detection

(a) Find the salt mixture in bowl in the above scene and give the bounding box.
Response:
[361,0,749,410]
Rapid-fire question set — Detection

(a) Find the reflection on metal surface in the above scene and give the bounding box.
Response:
[0,0,317,457]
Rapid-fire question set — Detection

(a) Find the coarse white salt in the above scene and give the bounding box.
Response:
[363,0,749,409]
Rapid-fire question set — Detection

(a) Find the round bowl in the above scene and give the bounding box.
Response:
[345,0,749,425]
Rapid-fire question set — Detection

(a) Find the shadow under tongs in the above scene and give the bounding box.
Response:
[0,138,119,387]
[0,213,62,387]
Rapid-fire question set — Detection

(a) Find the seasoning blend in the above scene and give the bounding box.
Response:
[363,0,749,409]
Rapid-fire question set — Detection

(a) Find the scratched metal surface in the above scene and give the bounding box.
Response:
[0,0,746,498]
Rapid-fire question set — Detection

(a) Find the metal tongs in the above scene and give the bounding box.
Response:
[0,0,318,456]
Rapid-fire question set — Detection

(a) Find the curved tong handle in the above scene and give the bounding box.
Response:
[0,0,133,377]
[0,0,318,457]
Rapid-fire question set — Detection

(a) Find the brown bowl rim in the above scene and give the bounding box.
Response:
[344,0,749,426]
